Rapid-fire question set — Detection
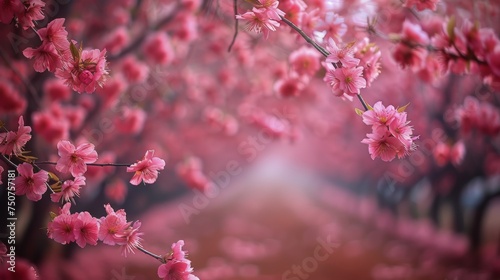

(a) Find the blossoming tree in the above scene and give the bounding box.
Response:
[1,0,500,278]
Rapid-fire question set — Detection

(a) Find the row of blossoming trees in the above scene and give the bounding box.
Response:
[1,0,500,278]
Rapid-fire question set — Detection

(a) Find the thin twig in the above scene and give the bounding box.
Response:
[35,161,132,167]
[227,0,239,52]
[137,246,165,263]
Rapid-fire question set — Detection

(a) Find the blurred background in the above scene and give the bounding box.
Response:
[1,0,500,279]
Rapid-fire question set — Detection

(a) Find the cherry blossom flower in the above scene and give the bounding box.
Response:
[121,55,149,84]
[73,211,100,248]
[143,32,175,65]
[289,46,321,77]
[23,42,62,72]
[37,18,70,52]
[158,261,200,280]
[253,0,285,21]
[325,38,360,68]
[274,75,305,97]
[362,101,397,128]
[361,102,418,161]
[177,157,212,192]
[361,128,403,162]
[56,140,98,177]
[404,0,439,11]
[115,221,144,256]
[157,240,199,280]
[126,150,165,185]
[44,78,71,101]
[56,47,109,93]
[47,210,77,244]
[236,9,280,39]
[17,0,45,30]
[0,116,32,156]
[50,176,86,203]
[0,80,27,115]
[98,204,128,245]
[14,163,48,201]
[0,0,23,24]
[433,141,450,166]
[324,65,366,96]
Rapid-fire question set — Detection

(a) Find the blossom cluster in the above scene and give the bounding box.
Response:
[0,116,31,156]
[433,141,465,167]
[1,117,166,203]
[323,38,381,100]
[455,96,500,136]
[392,18,500,90]
[21,18,108,93]
[176,157,212,192]
[361,102,417,162]
[0,0,45,30]
[236,0,285,39]
[47,203,143,255]
[157,240,199,280]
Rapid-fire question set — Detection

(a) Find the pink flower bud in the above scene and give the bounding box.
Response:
[78,70,94,84]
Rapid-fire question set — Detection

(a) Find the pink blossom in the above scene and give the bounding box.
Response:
[47,204,77,244]
[393,43,427,70]
[361,129,402,162]
[361,103,418,161]
[274,76,305,98]
[325,38,360,68]
[37,18,70,52]
[404,0,439,11]
[171,240,187,260]
[388,112,415,149]
[114,107,147,135]
[44,79,71,101]
[126,150,165,185]
[0,0,23,24]
[143,32,175,65]
[50,176,86,203]
[73,211,100,248]
[98,204,128,245]
[115,221,144,256]
[14,163,48,201]
[324,65,366,96]
[17,0,45,30]
[253,0,285,21]
[23,42,62,72]
[0,116,32,156]
[121,55,149,84]
[177,158,212,192]
[354,38,382,87]
[362,101,397,128]
[289,46,321,77]
[32,109,70,144]
[158,261,199,280]
[56,48,109,93]
[105,179,127,204]
[401,20,430,45]
[102,27,129,55]
[56,140,98,177]
[0,80,26,115]
[433,142,450,166]
[236,10,280,39]
[157,240,199,280]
